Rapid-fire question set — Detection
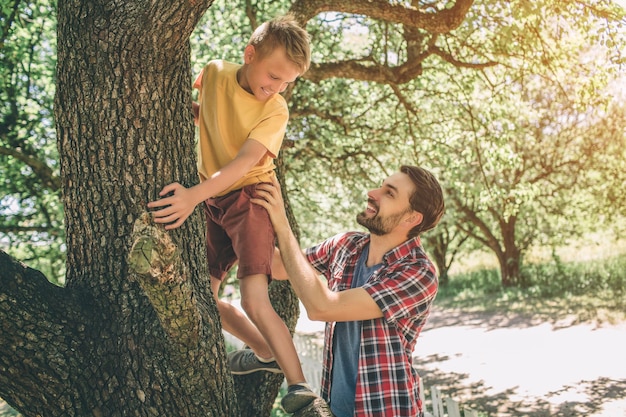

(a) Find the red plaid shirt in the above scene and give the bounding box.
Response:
[305,232,438,417]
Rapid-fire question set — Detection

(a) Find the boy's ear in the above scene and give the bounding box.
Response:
[244,45,256,64]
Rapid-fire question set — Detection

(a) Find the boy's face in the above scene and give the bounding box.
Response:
[239,45,301,102]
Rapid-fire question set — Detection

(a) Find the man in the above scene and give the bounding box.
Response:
[250,165,445,416]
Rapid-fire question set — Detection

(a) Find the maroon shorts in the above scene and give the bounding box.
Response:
[203,183,275,280]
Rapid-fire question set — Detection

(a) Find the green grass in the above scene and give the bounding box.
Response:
[435,254,626,324]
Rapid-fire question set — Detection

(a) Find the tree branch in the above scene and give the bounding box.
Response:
[0,250,88,413]
[291,0,496,84]
[291,0,475,33]
[453,196,503,258]
[304,56,424,84]
[0,0,22,44]
[0,224,62,236]
[0,144,61,191]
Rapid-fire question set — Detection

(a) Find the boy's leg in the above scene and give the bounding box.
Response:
[210,276,274,361]
[239,273,306,386]
[218,185,316,411]
[239,274,317,412]
[204,193,276,362]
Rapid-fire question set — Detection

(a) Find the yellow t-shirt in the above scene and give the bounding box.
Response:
[194,60,289,196]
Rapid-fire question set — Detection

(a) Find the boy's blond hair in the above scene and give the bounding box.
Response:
[248,14,311,74]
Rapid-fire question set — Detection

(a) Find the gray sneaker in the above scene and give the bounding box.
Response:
[281,383,317,413]
[227,349,282,375]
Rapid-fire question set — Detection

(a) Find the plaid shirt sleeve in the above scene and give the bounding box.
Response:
[306,232,364,290]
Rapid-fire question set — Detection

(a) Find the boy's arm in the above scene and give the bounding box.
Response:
[252,177,384,322]
[192,102,199,126]
[147,139,268,230]
[192,68,203,125]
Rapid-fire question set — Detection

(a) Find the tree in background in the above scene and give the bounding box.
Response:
[0,0,63,283]
[269,0,625,287]
[415,1,626,286]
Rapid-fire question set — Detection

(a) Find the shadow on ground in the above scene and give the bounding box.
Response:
[431,297,626,331]
[418,361,626,417]
[416,306,626,416]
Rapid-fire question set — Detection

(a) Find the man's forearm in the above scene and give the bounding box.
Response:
[274,223,330,319]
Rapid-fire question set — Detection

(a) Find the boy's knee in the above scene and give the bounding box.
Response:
[241,297,271,323]
[240,297,256,317]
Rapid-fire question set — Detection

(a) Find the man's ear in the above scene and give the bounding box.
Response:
[406,211,423,228]
[244,45,256,64]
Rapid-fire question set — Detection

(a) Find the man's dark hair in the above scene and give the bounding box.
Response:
[401,165,445,238]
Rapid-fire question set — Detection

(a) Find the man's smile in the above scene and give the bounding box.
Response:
[366,199,378,215]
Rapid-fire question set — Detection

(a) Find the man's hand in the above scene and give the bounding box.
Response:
[147,182,198,230]
[251,176,291,235]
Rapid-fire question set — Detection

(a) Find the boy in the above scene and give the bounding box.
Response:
[147,15,314,413]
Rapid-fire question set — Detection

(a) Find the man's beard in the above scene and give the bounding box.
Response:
[356,209,408,236]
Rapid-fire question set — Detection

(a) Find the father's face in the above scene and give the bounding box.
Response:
[356,172,415,236]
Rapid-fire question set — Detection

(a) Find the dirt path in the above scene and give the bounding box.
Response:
[4,303,623,417]
[413,307,626,417]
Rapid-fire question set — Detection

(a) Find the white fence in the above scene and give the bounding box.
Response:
[294,333,324,394]
[421,379,480,417]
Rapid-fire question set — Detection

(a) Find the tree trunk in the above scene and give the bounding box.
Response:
[427,232,452,287]
[498,216,524,287]
[499,252,522,288]
[0,1,257,415]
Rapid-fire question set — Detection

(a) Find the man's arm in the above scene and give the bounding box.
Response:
[252,178,384,322]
